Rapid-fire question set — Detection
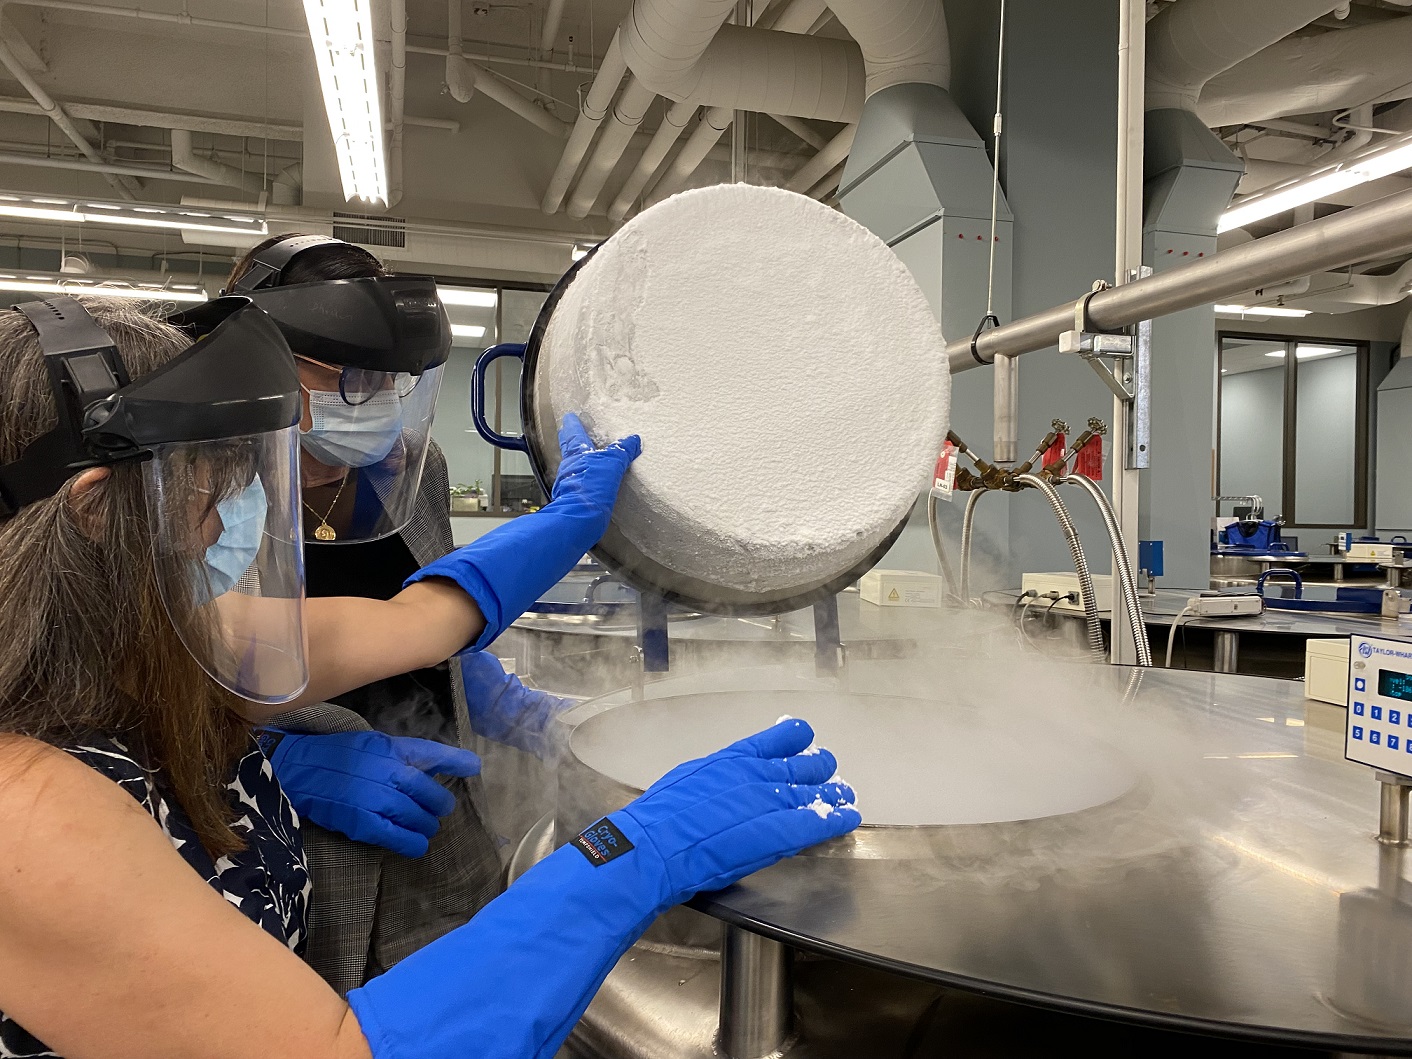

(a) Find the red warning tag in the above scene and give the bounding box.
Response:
[1041,432,1067,472]
[1075,434,1104,481]
[931,440,957,501]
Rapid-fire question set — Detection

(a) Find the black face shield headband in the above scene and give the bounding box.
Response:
[230,234,452,375]
[0,295,300,520]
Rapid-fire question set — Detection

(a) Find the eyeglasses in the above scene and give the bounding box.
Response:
[298,357,421,406]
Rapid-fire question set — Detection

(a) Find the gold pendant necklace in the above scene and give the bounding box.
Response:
[304,473,349,542]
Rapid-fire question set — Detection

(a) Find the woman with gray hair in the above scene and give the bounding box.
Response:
[0,294,859,1059]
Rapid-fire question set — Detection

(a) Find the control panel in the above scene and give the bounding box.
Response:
[1346,635,1412,777]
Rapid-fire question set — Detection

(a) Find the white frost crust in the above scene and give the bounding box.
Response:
[542,184,951,595]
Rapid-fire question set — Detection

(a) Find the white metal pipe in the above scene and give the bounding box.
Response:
[609,97,699,221]
[1110,0,1145,666]
[646,105,733,204]
[446,3,568,143]
[611,0,830,217]
[823,0,950,96]
[541,0,569,52]
[169,129,263,193]
[0,34,135,199]
[769,113,827,149]
[447,0,475,103]
[1322,103,1374,163]
[947,184,1412,372]
[542,30,628,213]
[805,160,844,200]
[470,65,570,138]
[0,95,303,140]
[404,38,595,74]
[0,149,216,181]
[5,0,591,74]
[388,0,407,208]
[271,162,302,207]
[1199,15,1412,127]
[1144,0,1342,112]
[784,122,854,191]
[567,76,658,218]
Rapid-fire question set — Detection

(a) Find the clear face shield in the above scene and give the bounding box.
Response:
[145,427,307,705]
[294,358,444,544]
[233,240,453,545]
[0,295,309,704]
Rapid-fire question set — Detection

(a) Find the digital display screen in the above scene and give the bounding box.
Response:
[1379,669,1412,703]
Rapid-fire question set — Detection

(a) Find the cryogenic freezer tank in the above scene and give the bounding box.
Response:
[519,660,1412,1057]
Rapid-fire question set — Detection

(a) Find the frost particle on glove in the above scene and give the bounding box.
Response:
[543,184,951,595]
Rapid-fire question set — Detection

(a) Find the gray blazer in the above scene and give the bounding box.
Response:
[276,441,503,996]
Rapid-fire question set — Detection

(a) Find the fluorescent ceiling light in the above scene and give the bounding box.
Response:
[0,194,267,236]
[0,274,208,303]
[1215,303,1312,318]
[450,324,487,339]
[1265,345,1346,360]
[571,243,595,262]
[438,287,498,307]
[1219,131,1412,233]
[303,0,387,205]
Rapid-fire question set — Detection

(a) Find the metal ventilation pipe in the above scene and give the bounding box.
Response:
[1198,13,1412,126]
[824,0,950,97]
[1144,0,1344,112]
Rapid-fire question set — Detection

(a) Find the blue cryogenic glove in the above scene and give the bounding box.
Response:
[460,651,574,758]
[268,731,482,858]
[405,412,640,651]
[347,718,859,1059]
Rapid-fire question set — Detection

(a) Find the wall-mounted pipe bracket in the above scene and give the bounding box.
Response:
[1057,272,1152,470]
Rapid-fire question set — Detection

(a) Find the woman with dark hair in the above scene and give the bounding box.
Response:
[0,294,859,1059]
[223,233,576,993]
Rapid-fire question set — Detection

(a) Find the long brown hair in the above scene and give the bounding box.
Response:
[0,298,250,855]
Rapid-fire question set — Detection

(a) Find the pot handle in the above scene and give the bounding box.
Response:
[1257,567,1303,599]
[472,343,529,453]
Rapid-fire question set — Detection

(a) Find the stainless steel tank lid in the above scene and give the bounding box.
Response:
[558,662,1412,1052]
[570,691,1140,826]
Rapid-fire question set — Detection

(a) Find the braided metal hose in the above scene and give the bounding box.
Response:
[927,493,963,605]
[1014,473,1107,660]
[1059,474,1153,666]
[958,488,990,604]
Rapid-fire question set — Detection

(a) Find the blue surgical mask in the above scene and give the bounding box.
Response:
[300,388,403,468]
[192,475,268,604]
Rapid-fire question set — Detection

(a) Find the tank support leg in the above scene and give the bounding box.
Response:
[719,924,794,1059]
[814,594,843,674]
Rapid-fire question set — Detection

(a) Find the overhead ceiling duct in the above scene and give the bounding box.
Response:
[1198,14,1412,127]
[627,23,865,122]
[1144,0,1345,113]
[825,0,949,98]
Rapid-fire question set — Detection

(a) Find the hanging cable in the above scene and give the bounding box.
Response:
[984,0,1007,321]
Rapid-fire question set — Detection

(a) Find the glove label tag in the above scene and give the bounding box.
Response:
[573,818,634,866]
